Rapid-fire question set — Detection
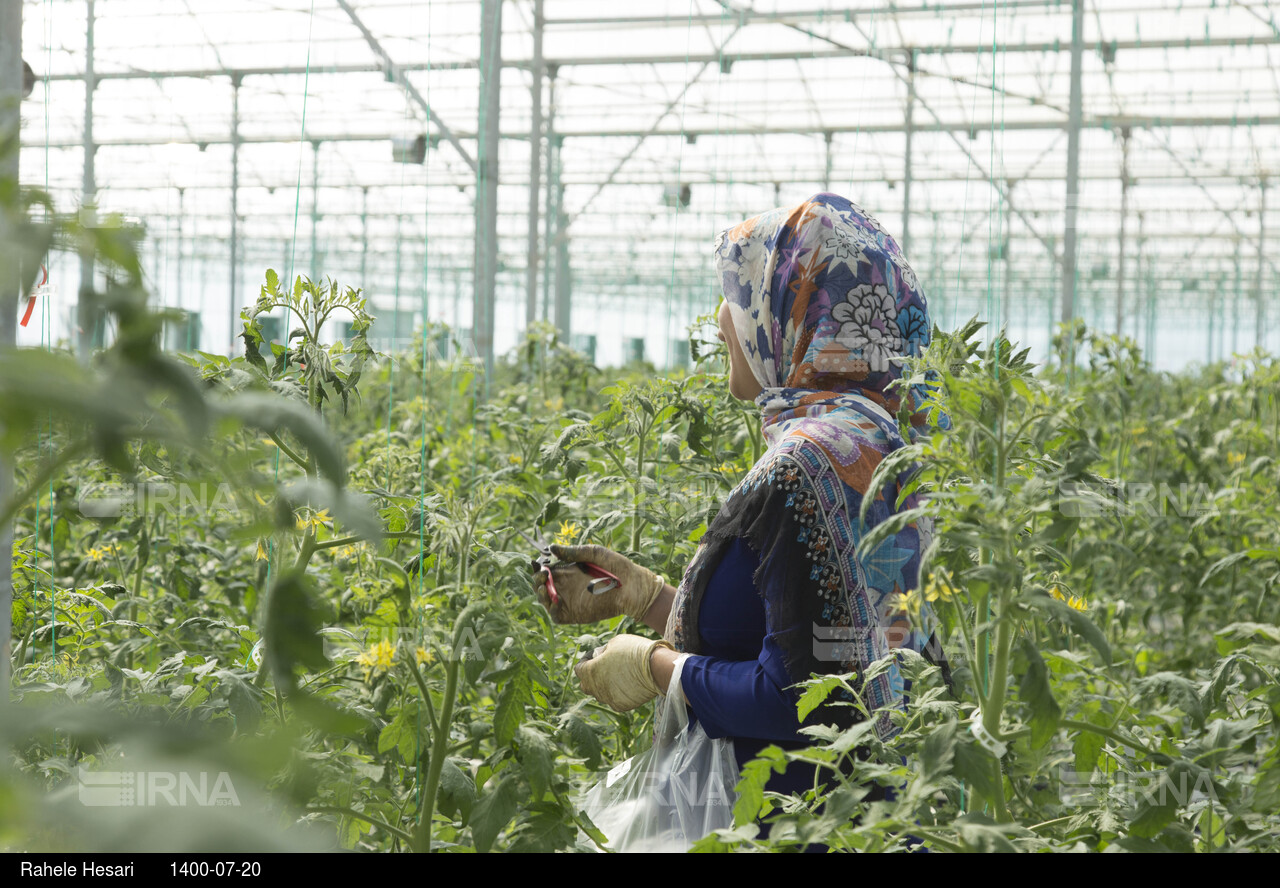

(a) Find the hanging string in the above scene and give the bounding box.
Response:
[264,0,318,627]
[705,4,730,322]
[39,0,55,672]
[662,2,698,370]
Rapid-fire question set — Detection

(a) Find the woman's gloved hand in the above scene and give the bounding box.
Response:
[574,635,675,712]
[533,544,666,625]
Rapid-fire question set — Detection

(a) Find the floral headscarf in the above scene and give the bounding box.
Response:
[715,192,933,431]
[667,193,945,740]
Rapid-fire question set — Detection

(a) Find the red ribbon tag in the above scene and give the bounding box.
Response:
[21,266,48,328]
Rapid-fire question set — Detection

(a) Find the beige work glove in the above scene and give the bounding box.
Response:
[533,544,666,625]
[574,635,675,712]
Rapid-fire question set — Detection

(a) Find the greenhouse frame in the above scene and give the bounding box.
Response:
[4,0,1280,859]
[5,0,1276,370]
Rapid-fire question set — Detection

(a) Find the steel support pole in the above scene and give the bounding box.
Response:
[177,186,185,326]
[1232,234,1241,356]
[229,74,241,354]
[394,212,403,342]
[822,131,833,193]
[902,52,916,256]
[554,175,570,338]
[1256,180,1268,349]
[310,140,321,282]
[541,68,557,324]
[526,0,543,329]
[0,0,22,713]
[77,0,97,360]
[1004,180,1014,331]
[1115,129,1129,337]
[1060,0,1084,326]
[1207,282,1216,365]
[360,186,369,287]
[1,0,19,348]
[1146,213,1157,363]
[474,0,502,378]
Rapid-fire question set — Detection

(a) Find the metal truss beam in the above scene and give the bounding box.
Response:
[334,0,476,173]
[27,111,1280,153]
[38,31,1280,84]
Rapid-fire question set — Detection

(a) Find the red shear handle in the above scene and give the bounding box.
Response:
[541,564,560,605]
[579,562,620,583]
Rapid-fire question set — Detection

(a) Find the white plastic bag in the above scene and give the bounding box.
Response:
[579,656,738,853]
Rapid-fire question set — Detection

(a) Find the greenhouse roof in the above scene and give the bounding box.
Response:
[14,0,1280,365]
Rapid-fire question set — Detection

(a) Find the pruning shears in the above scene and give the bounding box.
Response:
[519,529,621,607]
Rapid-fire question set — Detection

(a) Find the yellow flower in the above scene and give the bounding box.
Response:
[553,520,581,546]
[415,646,435,667]
[1228,452,1246,466]
[295,508,333,531]
[717,462,737,473]
[1129,425,1147,436]
[356,639,396,678]
[508,454,523,465]
[255,539,269,561]
[921,575,954,603]
[1048,584,1087,611]
[891,589,921,619]
[86,543,120,563]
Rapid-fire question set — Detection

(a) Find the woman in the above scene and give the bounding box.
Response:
[536,192,945,824]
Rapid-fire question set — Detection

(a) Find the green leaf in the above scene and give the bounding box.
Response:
[290,693,370,736]
[732,746,786,827]
[917,721,957,782]
[515,726,555,800]
[795,675,842,723]
[493,667,529,748]
[953,813,1025,853]
[222,391,346,484]
[437,758,477,824]
[1016,638,1062,748]
[1072,726,1105,774]
[470,777,519,853]
[953,738,1002,808]
[1136,672,1205,729]
[1201,654,1242,713]
[1126,766,1186,839]
[1027,594,1112,665]
[264,570,327,691]
[561,714,603,771]
[377,713,407,756]
[686,413,712,456]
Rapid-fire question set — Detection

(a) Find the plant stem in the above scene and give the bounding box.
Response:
[1059,718,1155,755]
[307,805,416,845]
[267,431,308,472]
[415,656,458,853]
[631,427,646,552]
[406,650,440,737]
[124,522,149,674]
[314,530,421,551]
[908,827,965,854]
[293,531,317,573]
[0,440,89,530]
